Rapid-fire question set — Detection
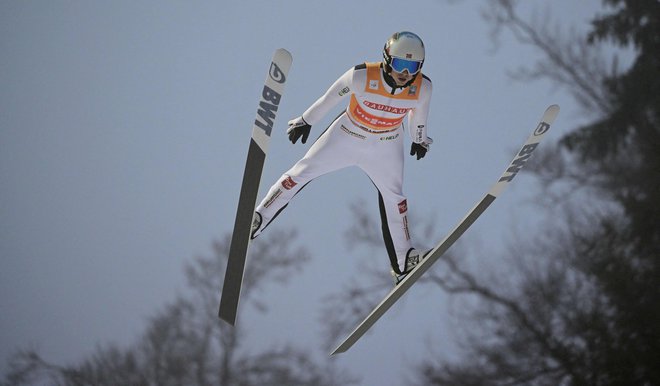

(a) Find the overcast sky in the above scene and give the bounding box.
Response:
[1,1,604,385]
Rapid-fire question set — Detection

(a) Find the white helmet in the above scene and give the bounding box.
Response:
[382,31,425,74]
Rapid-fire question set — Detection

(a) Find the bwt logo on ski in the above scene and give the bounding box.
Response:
[254,86,281,136]
[498,143,538,182]
[254,61,286,137]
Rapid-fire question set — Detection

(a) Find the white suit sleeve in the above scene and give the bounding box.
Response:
[408,77,433,143]
[301,68,354,126]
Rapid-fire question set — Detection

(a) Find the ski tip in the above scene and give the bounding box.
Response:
[546,104,560,114]
[275,48,293,62]
[543,104,560,124]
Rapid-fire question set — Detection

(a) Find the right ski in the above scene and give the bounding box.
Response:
[331,104,560,355]
[218,48,293,325]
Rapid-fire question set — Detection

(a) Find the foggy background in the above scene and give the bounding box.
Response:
[1,1,616,385]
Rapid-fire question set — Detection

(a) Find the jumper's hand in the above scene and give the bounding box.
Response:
[286,116,311,144]
[410,137,433,160]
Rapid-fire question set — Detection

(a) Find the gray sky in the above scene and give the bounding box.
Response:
[1,1,603,384]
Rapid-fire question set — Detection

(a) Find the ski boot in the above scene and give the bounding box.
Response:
[391,248,430,285]
[250,212,262,239]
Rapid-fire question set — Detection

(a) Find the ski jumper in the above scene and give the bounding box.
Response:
[255,62,433,274]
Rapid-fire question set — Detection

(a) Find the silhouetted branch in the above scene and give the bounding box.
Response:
[2,228,356,385]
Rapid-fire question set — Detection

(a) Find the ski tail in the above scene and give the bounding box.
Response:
[218,49,293,325]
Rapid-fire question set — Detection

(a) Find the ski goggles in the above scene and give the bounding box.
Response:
[390,57,423,74]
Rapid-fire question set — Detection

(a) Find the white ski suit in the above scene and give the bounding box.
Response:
[254,62,433,274]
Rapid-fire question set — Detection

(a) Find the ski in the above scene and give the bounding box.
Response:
[218,49,293,325]
[331,104,560,355]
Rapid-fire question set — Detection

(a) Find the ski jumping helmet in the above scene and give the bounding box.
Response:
[382,31,425,75]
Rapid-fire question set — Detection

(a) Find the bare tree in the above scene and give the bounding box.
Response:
[324,1,659,385]
[414,0,660,384]
[2,229,358,386]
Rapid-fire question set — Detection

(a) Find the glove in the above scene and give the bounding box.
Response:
[286,116,311,144]
[410,137,433,160]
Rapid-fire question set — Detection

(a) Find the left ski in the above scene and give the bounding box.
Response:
[331,105,560,355]
[218,49,293,325]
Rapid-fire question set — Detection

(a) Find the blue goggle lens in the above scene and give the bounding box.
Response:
[390,57,422,74]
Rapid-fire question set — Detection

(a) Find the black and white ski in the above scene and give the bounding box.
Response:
[218,49,293,325]
[331,104,560,355]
